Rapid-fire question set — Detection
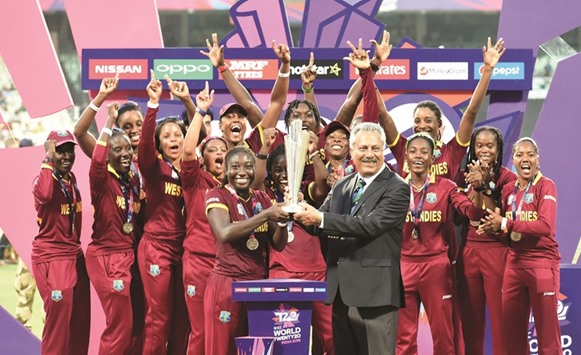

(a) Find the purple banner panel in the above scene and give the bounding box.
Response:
[81,47,533,92]
[0,306,41,354]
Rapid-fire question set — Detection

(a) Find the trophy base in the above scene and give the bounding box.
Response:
[282,204,302,214]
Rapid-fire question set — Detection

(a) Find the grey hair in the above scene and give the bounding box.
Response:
[349,122,387,150]
[512,137,539,156]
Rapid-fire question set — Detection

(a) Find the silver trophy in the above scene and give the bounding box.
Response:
[283,120,310,242]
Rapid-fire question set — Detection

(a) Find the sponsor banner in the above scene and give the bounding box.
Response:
[153,59,213,80]
[223,59,278,80]
[289,59,344,79]
[474,62,525,80]
[82,48,533,91]
[349,59,410,80]
[417,62,468,80]
[88,59,149,80]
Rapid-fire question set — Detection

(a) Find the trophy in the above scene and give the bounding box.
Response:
[283,120,310,242]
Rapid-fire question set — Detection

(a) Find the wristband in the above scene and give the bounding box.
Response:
[101,127,113,136]
[89,102,101,112]
[42,157,54,164]
[277,222,288,227]
[301,84,314,93]
[256,153,268,160]
[370,63,380,72]
[218,64,228,73]
[278,70,290,78]
[309,149,324,161]
[500,217,508,232]
[196,107,207,117]
[473,183,486,192]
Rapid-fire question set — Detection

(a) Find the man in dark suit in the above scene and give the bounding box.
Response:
[295,122,409,355]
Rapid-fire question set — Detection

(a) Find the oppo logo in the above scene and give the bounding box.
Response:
[153,59,213,80]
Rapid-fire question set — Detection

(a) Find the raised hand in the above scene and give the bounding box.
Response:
[306,131,320,154]
[99,72,119,96]
[107,102,119,123]
[370,30,393,63]
[343,38,370,70]
[146,70,162,103]
[263,127,278,150]
[465,160,485,187]
[483,37,506,69]
[44,139,56,159]
[272,40,291,64]
[301,52,317,88]
[200,33,225,68]
[195,81,214,112]
[165,75,190,100]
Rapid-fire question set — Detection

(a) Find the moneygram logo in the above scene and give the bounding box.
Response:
[272,303,300,328]
[224,59,278,80]
[89,59,148,80]
[154,59,213,80]
[349,59,410,80]
[417,62,468,80]
[289,60,343,79]
[473,62,525,80]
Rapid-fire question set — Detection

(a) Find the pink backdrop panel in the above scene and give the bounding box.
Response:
[0,0,73,117]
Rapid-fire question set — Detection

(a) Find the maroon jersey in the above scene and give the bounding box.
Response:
[32,162,83,262]
[464,166,517,247]
[181,159,221,257]
[402,176,481,260]
[265,189,326,273]
[501,173,560,268]
[88,140,140,254]
[390,134,468,180]
[205,187,273,279]
[138,107,186,241]
[244,124,284,154]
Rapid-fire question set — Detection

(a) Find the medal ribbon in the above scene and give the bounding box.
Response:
[409,176,431,234]
[54,170,77,235]
[117,174,134,225]
[225,184,259,241]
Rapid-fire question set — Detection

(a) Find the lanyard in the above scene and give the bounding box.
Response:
[511,176,535,221]
[409,176,431,228]
[54,170,77,235]
[117,174,135,224]
[224,184,262,220]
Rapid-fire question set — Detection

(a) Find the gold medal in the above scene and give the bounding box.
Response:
[510,232,522,242]
[122,222,134,234]
[246,237,259,250]
[412,228,419,240]
[287,230,295,243]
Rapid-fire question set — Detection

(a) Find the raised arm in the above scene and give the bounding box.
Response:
[90,105,118,185]
[34,140,58,205]
[137,70,163,175]
[201,33,264,127]
[74,73,119,158]
[300,52,318,110]
[251,127,277,191]
[457,37,506,144]
[258,41,291,129]
[165,75,198,131]
[183,81,214,162]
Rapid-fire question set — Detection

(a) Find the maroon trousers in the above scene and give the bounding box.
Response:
[397,257,455,355]
[32,255,91,355]
[138,236,190,355]
[183,252,214,355]
[85,250,135,355]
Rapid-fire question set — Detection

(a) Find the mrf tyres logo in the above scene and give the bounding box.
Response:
[272,303,302,344]
[289,60,343,79]
[224,59,278,80]
[153,59,213,80]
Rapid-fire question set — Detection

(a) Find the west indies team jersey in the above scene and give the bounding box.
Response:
[138,107,186,241]
[402,176,482,261]
[88,140,141,254]
[265,189,326,273]
[463,166,517,247]
[500,173,560,268]
[390,135,469,180]
[205,187,273,280]
[32,162,83,262]
[181,159,221,257]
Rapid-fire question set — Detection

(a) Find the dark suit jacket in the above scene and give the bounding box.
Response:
[318,166,409,308]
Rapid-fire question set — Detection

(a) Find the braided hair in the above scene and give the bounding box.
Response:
[266,144,286,191]
[464,126,504,185]
[283,99,321,129]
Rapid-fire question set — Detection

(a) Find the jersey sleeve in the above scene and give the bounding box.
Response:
[507,179,557,237]
[205,188,228,215]
[89,140,109,186]
[33,162,56,205]
[137,106,160,178]
[360,67,378,124]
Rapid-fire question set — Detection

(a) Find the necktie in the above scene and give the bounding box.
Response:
[351,178,366,212]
